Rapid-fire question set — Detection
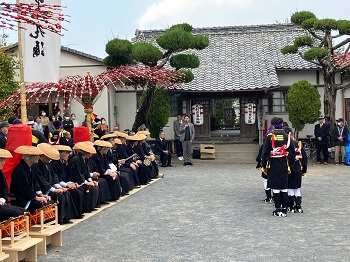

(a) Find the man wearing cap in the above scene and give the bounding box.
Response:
[0,122,9,149]
[332,118,348,165]
[31,143,77,224]
[0,149,26,221]
[50,145,85,219]
[68,142,99,212]
[261,117,296,217]
[10,146,53,212]
[314,115,330,164]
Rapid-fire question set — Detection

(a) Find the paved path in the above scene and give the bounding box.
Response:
[39,160,350,262]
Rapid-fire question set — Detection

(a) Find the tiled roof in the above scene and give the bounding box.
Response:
[135,24,320,92]
[6,43,103,63]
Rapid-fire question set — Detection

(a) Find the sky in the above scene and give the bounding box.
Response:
[5,0,350,59]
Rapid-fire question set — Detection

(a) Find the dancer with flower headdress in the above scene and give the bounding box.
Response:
[261,117,296,217]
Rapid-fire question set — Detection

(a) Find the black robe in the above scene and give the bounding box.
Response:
[91,151,120,201]
[288,141,307,189]
[261,129,296,190]
[10,159,53,212]
[32,159,77,224]
[85,157,113,203]
[135,143,158,179]
[68,153,99,212]
[106,148,135,195]
[0,170,25,221]
[50,159,84,218]
[117,144,140,187]
[126,142,150,185]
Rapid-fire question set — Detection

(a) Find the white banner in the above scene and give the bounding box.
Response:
[21,0,61,83]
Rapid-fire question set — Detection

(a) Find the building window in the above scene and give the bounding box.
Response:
[169,93,180,116]
[269,91,287,113]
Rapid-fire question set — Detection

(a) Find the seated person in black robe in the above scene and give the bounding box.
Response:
[51,145,85,219]
[32,143,78,224]
[116,134,141,187]
[92,140,120,201]
[0,149,25,221]
[68,142,99,213]
[10,146,53,212]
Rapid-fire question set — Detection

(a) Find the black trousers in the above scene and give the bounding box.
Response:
[174,139,183,157]
[316,144,329,162]
[160,152,171,166]
[0,204,26,222]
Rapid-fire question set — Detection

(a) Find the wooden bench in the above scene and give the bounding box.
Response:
[0,231,9,261]
[1,215,43,262]
[29,204,65,255]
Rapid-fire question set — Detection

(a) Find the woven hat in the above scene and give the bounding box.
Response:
[53,145,72,152]
[101,133,118,140]
[37,143,60,160]
[15,145,43,155]
[94,140,112,148]
[138,134,147,140]
[0,149,12,158]
[73,142,96,154]
[126,135,142,141]
[83,141,94,147]
[114,138,122,145]
[137,130,150,136]
[114,131,128,138]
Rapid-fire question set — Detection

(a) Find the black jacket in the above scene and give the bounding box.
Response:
[332,125,348,146]
[154,138,167,155]
[314,123,330,145]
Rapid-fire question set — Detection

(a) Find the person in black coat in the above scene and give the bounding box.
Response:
[332,118,348,164]
[50,145,85,219]
[261,117,296,217]
[0,149,25,221]
[62,113,74,135]
[0,122,9,149]
[10,146,53,212]
[31,144,78,224]
[154,131,172,167]
[68,143,99,213]
[314,115,330,164]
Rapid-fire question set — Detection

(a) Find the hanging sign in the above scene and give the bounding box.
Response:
[21,0,61,83]
[244,103,256,125]
[191,104,204,126]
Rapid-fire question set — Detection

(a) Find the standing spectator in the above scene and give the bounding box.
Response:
[33,116,43,133]
[28,116,48,146]
[332,118,348,165]
[155,131,172,167]
[314,115,330,165]
[40,110,49,138]
[54,109,62,121]
[180,115,195,166]
[101,118,108,133]
[93,119,105,140]
[173,114,183,160]
[48,115,56,134]
[0,122,9,149]
[62,113,74,134]
[71,113,79,127]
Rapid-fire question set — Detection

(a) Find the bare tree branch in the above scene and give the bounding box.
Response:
[331,37,350,51]
[336,82,350,90]
[308,30,323,41]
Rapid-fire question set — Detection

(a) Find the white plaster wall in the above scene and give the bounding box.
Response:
[277,70,318,86]
[115,92,137,132]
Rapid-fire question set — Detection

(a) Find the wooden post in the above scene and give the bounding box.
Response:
[17,0,27,125]
[84,107,93,142]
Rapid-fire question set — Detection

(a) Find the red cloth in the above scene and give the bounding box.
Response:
[3,125,32,188]
[73,126,90,143]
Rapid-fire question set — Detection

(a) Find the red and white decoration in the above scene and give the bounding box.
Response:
[192,104,204,126]
[244,103,256,125]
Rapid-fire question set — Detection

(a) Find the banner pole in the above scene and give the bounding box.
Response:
[17,0,27,125]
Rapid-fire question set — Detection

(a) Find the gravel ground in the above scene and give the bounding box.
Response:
[38,159,350,262]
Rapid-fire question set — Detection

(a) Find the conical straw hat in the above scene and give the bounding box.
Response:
[83,141,94,147]
[114,131,128,138]
[0,149,12,158]
[37,143,60,160]
[137,130,150,136]
[126,135,142,141]
[94,140,112,148]
[114,138,122,145]
[53,145,72,152]
[15,146,43,155]
[101,133,118,140]
[138,134,147,140]
[73,142,96,154]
